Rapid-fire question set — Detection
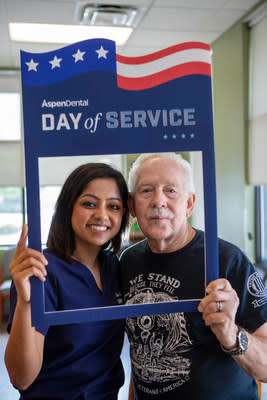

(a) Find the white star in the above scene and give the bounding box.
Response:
[49,56,62,70]
[26,58,39,72]
[72,49,86,63]
[96,46,109,59]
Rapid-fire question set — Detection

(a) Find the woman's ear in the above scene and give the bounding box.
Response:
[128,193,136,217]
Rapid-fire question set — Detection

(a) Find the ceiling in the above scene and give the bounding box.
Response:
[0,0,262,70]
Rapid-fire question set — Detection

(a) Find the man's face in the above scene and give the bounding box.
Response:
[129,157,195,253]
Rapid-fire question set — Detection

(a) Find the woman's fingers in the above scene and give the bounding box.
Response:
[14,224,28,255]
[13,255,47,281]
[9,225,48,303]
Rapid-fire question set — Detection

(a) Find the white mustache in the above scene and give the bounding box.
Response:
[147,208,173,219]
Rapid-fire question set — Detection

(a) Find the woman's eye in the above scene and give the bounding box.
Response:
[109,204,121,211]
[82,201,95,208]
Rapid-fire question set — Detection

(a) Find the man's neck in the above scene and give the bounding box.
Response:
[148,225,196,254]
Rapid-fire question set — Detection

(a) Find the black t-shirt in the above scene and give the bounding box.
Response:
[119,230,267,400]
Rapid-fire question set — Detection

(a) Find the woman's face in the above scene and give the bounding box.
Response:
[71,177,124,253]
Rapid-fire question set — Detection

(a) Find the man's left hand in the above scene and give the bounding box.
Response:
[198,278,240,349]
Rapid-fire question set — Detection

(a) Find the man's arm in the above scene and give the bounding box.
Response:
[231,323,267,381]
[198,278,267,382]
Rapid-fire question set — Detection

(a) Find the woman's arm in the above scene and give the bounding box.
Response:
[4,225,48,390]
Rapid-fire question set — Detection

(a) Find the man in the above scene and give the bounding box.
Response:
[119,152,267,399]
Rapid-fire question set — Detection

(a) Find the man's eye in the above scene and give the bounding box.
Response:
[142,188,151,193]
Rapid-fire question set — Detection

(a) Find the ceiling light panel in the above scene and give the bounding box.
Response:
[8,23,133,46]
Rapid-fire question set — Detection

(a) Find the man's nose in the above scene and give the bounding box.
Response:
[151,189,167,208]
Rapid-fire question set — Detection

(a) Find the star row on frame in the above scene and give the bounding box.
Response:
[163,133,195,139]
[25,46,109,72]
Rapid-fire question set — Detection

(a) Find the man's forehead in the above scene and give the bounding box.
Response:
[136,158,184,186]
[139,157,182,173]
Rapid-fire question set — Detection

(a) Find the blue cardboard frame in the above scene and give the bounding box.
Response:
[21,39,218,330]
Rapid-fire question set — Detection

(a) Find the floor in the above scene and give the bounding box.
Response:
[1,316,267,400]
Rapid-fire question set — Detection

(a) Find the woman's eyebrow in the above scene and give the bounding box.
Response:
[80,193,122,202]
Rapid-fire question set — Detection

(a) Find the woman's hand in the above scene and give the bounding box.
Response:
[10,224,48,304]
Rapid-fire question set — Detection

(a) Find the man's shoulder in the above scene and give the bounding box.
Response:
[119,239,147,262]
[217,236,253,279]
[218,236,246,260]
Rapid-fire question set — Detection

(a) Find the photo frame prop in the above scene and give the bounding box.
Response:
[21,39,218,330]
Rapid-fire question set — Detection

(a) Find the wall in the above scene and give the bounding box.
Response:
[211,19,255,258]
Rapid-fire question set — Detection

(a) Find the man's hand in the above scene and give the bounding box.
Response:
[198,278,240,349]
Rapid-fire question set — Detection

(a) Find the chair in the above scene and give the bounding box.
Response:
[0,246,16,326]
[257,380,262,399]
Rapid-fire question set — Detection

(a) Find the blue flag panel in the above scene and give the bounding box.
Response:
[21,39,218,329]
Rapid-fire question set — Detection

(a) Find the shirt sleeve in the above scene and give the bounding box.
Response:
[222,244,267,333]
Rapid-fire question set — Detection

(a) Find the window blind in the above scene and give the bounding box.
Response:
[248,15,267,185]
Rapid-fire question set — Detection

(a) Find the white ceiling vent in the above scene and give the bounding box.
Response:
[74,2,147,28]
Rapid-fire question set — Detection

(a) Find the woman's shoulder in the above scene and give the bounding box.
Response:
[43,248,71,277]
[43,248,61,264]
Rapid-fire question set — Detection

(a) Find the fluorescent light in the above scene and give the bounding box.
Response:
[9,22,133,46]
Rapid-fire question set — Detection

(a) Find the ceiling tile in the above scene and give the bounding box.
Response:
[6,0,75,24]
[0,54,13,67]
[0,22,9,39]
[127,29,219,50]
[140,8,217,30]
[140,6,244,32]
[154,0,226,9]
[224,0,260,11]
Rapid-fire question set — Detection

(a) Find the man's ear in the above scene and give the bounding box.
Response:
[186,193,196,218]
[128,193,136,217]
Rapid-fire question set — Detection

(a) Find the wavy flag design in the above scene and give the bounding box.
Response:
[116,42,211,90]
[21,40,211,91]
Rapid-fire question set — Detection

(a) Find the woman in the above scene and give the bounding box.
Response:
[5,163,129,400]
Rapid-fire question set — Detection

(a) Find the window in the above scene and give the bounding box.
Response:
[40,186,62,245]
[256,185,267,263]
[0,91,23,246]
[0,93,21,141]
[0,187,23,246]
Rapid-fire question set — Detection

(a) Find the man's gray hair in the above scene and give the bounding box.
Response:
[128,152,195,194]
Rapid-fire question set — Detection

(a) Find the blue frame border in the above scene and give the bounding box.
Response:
[20,38,218,330]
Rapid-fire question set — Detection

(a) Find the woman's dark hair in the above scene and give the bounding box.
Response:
[47,163,129,263]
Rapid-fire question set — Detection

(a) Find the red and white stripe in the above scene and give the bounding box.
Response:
[116,42,211,91]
